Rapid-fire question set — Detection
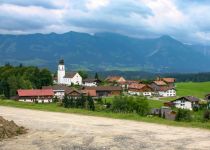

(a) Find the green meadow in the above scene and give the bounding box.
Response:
[176,82,210,98]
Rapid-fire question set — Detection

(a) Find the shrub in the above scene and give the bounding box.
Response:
[62,94,95,111]
[53,96,59,103]
[203,110,210,121]
[134,97,150,116]
[111,96,149,116]
[175,109,192,122]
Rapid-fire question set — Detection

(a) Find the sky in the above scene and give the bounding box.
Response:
[0,0,210,44]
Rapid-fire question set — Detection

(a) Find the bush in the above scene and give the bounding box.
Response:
[53,96,59,103]
[62,94,95,111]
[111,96,149,116]
[175,109,192,122]
[203,110,210,121]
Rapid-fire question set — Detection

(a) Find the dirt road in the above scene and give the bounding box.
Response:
[0,106,210,150]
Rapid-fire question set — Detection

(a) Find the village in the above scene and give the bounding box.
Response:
[15,59,210,121]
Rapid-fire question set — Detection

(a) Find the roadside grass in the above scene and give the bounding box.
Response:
[1,99,210,130]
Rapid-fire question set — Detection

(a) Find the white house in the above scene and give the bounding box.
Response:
[158,88,176,97]
[170,96,200,110]
[57,59,82,85]
[42,85,72,100]
[82,78,101,87]
[151,81,176,97]
[128,83,153,97]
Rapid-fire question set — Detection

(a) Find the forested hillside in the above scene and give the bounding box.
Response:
[0,32,210,72]
[0,64,52,98]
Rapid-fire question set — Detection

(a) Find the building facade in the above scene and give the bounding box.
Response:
[57,59,82,85]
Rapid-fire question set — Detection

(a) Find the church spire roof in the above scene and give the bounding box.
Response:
[59,59,64,65]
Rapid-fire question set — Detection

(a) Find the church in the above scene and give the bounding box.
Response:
[57,59,82,85]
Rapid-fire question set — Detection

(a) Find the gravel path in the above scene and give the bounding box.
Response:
[0,106,210,150]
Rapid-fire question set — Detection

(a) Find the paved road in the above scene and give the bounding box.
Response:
[0,106,210,150]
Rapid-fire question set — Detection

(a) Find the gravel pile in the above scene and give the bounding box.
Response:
[0,116,26,140]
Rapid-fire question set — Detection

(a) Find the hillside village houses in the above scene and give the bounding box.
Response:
[128,83,153,96]
[165,96,200,110]
[16,59,179,103]
[150,77,176,97]
[57,59,82,86]
[82,78,101,87]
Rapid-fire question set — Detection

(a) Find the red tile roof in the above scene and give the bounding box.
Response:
[162,78,176,83]
[158,86,175,92]
[105,76,126,82]
[153,81,167,86]
[129,83,146,89]
[17,89,54,97]
[84,86,122,91]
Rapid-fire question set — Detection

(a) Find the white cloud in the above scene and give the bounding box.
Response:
[86,0,109,10]
[0,0,210,44]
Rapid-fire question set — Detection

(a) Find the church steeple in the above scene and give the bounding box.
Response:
[57,59,65,84]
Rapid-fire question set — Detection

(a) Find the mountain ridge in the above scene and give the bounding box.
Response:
[0,31,209,73]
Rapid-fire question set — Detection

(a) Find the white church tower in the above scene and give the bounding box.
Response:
[57,59,65,84]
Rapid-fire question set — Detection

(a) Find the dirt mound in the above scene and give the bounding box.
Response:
[0,116,26,140]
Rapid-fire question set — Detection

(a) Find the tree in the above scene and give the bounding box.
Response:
[7,76,18,97]
[95,73,99,80]
[63,94,69,108]
[87,95,95,111]
[40,69,53,87]
[78,71,88,79]
[175,109,192,122]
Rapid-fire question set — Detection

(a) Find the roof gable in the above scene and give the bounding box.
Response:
[173,96,200,102]
[64,72,77,78]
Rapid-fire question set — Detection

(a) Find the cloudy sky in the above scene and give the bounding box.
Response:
[0,0,209,44]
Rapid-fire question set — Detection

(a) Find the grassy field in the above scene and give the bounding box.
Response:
[176,82,210,98]
[0,99,210,130]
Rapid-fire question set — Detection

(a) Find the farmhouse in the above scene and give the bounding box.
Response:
[42,85,72,99]
[66,89,83,98]
[128,83,153,96]
[168,96,200,110]
[161,78,176,87]
[83,86,122,97]
[82,78,101,87]
[57,59,82,85]
[105,76,126,83]
[151,80,176,97]
[17,89,54,103]
[118,80,139,89]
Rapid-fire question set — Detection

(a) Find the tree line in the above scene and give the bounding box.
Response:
[0,64,53,98]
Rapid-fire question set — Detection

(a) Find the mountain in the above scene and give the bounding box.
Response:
[0,31,210,72]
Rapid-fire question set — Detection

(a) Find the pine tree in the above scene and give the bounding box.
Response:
[95,73,99,80]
